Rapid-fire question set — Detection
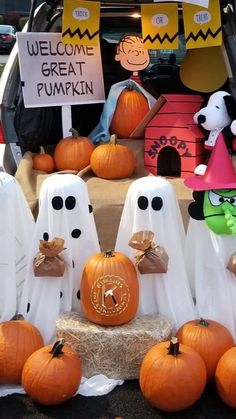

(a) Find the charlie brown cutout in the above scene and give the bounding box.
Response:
[114,35,150,85]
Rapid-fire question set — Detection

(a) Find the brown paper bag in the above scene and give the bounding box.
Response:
[34,237,66,277]
[128,231,169,274]
[227,252,236,276]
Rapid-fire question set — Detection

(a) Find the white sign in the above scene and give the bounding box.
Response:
[154,0,209,6]
[16,32,105,108]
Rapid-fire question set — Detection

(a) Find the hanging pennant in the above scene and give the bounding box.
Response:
[141,3,179,50]
[182,0,222,49]
[62,0,100,46]
[154,0,209,6]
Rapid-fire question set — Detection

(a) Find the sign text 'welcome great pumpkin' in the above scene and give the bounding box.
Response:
[16,32,105,108]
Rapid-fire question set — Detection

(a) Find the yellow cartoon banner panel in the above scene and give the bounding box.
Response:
[182,0,222,49]
[62,0,100,46]
[141,3,179,50]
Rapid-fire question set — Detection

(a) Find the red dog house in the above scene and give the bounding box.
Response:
[144,94,205,179]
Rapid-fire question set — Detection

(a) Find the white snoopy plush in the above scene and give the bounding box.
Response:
[193,90,236,152]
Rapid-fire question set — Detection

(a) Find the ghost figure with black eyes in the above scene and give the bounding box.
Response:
[19,173,100,344]
[184,135,236,341]
[0,172,35,321]
[115,176,196,332]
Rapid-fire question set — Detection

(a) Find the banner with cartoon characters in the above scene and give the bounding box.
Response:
[141,3,179,50]
[182,0,222,49]
[62,0,100,46]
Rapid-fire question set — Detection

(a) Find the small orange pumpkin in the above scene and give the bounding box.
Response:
[110,84,149,138]
[21,338,82,405]
[90,134,136,179]
[215,346,236,408]
[54,128,95,171]
[139,337,207,412]
[176,318,234,382]
[32,146,55,173]
[80,250,139,326]
[0,316,44,384]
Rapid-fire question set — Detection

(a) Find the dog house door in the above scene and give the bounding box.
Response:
[157,146,181,177]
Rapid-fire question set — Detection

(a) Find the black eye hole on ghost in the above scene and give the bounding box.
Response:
[51,196,76,210]
[138,196,163,211]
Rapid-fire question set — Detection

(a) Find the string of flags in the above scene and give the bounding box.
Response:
[62,0,221,50]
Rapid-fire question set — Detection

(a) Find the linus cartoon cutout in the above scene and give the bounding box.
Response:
[114,35,150,85]
[185,134,236,236]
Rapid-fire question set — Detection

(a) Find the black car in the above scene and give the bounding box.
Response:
[0,24,17,53]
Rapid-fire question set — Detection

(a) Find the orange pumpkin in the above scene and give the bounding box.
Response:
[80,250,139,326]
[21,338,82,405]
[215,346,236,408]
[176,318,234,382]
[32,146,55,173]
[90,134,136,179]
[0,317,44,384]
[110,84,149,138]
[54,128,95,171]
[139,337,207,412]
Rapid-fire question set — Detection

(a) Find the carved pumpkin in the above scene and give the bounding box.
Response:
[176,318,234,382]
[110,84,149,138]
[139,337,207,412]
[21,339,82,405]
[0,317,44,384]
[90,134,136,179]
[80,250,139,326]
[54,128,95,171]
[215,346,236,408]
[32,146,55,173]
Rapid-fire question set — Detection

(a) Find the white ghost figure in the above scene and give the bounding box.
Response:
[185,218,236,341]
[0,172,35,321]
[19,173,100,343]
[115,176,196,332]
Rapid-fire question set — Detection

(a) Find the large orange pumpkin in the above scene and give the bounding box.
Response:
[22,338,82,405]
[215,346,236,408]
[139,337,207,412]
[54,128,95,171]
[176,318,234,382]
[32,146,55,173]
[80,250,139,326]
[0,317,44,384]
[90,134,136,179]
[110,84,149,138]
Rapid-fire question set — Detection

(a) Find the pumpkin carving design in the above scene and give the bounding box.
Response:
[54,128,95,171]
[21,338,82,405]
[80,250,139,326]
[139,337,207,412]
[176,318,234,382]
[90,134,136,179]
[0,317,44,384]
[110,84,149,138]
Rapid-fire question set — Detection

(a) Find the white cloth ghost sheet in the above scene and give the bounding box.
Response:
[19,174,100,344]
[185,218,236,341]
[0,172,35,321]
[115,176,196,332]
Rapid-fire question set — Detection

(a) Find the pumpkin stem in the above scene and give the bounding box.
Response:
[39,146,45,154]
[50,338,65,357]
[11,314,25,321]
[167,337,181,356]
[104,250,115,258]
[110,134,117,145]
[199,318,209,327]
[69,128,79,138]
[126,83,133,92]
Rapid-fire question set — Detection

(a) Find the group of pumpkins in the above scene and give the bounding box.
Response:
[140,317,236,412]
[0,316,82,406]
[32,84,151,180]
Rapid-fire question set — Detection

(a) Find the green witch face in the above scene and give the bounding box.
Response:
[203,189,236,235]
